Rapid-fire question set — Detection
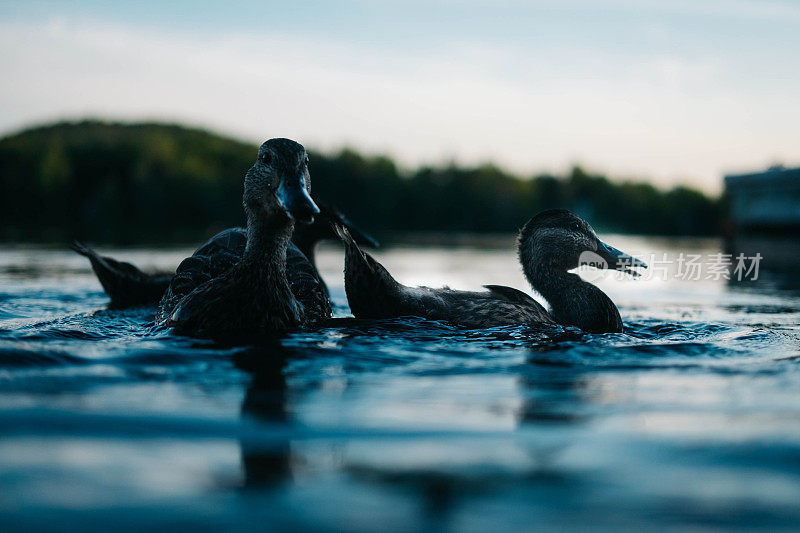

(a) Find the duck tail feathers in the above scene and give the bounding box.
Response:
[70,240,96,259]
[334,223,356,247]
[336,222,390,279]
[334,223,367,259]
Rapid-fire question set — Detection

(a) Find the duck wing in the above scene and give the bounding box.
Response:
[191,227,248,261]
[482,285,540,306]
[156,228,246,323]
[72,242,173,308]
[483,284,551,316]
[157,228,331,325]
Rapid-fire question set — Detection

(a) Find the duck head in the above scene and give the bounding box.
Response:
[243,138,319,224]
[518,209,647,277]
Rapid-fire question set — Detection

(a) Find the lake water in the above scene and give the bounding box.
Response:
[1,235,799,531]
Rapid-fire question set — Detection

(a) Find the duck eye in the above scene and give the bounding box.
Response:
[571,222,581,232]
[261,152,272,164]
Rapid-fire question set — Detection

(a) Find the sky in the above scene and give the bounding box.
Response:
[1,0,799,193]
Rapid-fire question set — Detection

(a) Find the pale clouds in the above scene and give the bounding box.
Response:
[1,16,798,192]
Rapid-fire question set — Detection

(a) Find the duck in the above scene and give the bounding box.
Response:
[72,204,376,309]
[154,138,326,339]
[337,209,647,333]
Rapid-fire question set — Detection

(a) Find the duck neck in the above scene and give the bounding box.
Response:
[521,253,621,333]
[524,260,581,313]
[238,209,294,297]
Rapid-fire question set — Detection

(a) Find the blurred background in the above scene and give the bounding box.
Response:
[1,0,798,245]
[3,3,800,531]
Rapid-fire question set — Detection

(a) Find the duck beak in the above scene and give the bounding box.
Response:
[277,174,320,224]
[595,238,648,277]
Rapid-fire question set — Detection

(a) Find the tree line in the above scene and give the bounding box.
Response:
[0,120,722,244]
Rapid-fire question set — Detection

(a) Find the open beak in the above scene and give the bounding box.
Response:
[595,238,648,277]
[276,174,319,224]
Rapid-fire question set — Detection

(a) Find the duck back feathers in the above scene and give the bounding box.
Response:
[337,226,553,328]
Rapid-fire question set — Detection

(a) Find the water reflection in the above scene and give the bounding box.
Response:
[517,362,590,425]
[3,242,800,529]
[235,344,292,490]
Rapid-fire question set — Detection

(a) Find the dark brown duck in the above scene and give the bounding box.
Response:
[339,209,647,333]
[154,138,325,340]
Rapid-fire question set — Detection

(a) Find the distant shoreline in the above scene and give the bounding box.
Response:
[0,232,722,252]
[0,120,722,244]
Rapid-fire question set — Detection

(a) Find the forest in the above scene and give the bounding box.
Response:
[0,120,722,244]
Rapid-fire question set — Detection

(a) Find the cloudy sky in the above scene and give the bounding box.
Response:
[1,0,799,192]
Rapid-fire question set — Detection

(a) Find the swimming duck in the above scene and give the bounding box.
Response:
[73,203,376,308]
[338,209,646,333]
[154,138,325,339]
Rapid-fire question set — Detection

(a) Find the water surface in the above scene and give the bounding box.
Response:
[1,236,799,531]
